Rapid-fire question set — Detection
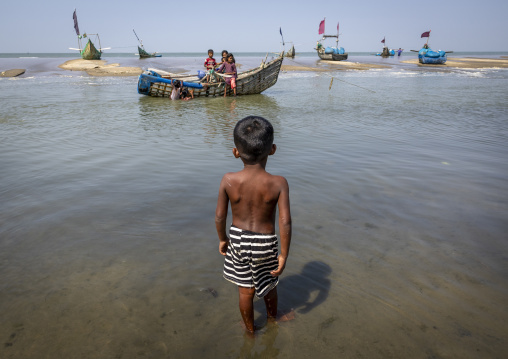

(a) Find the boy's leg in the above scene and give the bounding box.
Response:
[263,286,278,320]
[238,286,256,333]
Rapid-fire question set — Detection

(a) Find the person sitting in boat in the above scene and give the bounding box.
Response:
[216,53,237,97]
[170,79,182,100]
[204,49,217,83]
[180,87,194,101]
[216,50,229,69]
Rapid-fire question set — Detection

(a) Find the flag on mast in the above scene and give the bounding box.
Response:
[381,37,385,43]
[337,22,339,33]
[279,27,285,46]
[421,30,431,38]
[318,19,325,35]
[73,9,80,36]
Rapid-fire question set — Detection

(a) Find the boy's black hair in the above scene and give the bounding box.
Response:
[208,49,214,54]
[234,116,274,163]
[221,50,228,56]
[173,80,181,88]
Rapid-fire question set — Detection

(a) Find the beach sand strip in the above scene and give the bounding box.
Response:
[401,57,508,68]
[59,59,142,76]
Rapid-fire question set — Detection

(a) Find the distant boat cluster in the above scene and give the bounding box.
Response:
[70,10,159,60]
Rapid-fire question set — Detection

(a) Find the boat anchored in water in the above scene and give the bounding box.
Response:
[133,29,161,58]
[69,9,110,60]
[411,30,452,64]
[137,53,284,98]
[315,18,348,61]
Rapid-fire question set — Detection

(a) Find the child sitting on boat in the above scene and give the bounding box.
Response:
[216,50,229,69]
[216,53,237,97]
[204,49,217,83]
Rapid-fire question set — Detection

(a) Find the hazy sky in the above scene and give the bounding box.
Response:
[1,0,507,53]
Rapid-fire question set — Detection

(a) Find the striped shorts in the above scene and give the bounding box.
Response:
[223,225,279,298]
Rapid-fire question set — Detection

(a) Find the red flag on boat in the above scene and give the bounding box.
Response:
[337,22,339,33]
[318,19,325,35]
[73,9,80,36]
[381,37,385,43]
[421,30,431,38]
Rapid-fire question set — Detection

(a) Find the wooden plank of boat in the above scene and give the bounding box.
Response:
[0,69,26,77]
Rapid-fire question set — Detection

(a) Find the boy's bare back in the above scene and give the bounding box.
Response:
[218,167,290,235]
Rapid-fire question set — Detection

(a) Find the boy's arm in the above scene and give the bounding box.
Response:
[215,176,230,256]
[271,178,291,277]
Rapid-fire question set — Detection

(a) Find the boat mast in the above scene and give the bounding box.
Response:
[133,29,144,49]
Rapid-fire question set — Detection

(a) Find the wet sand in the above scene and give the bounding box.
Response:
[0,69,25,77]
[401,57,508,68]
[58,59,142,76]
[282,60,389,72]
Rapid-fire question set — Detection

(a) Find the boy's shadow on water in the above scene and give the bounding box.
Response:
[255,261,332,315]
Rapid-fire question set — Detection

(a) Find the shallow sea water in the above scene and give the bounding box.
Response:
[1,54,508,358]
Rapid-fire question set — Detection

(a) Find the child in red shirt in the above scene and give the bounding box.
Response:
[204,49,217,83]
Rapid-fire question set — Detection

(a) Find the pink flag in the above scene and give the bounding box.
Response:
[421,30,431,38]
[318,19,325,35]
[337,22,339,33]
[381,37,385,43]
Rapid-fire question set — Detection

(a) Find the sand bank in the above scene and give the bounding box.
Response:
[282,61,389,72]
[0,69,26,77]
[401,57,508,68]
[59,59,142,76]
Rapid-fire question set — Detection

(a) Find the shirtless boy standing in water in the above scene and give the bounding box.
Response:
[215,116,292,334]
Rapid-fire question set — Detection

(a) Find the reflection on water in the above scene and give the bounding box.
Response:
[1,62,508,358]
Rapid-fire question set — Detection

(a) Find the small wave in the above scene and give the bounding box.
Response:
[18,57,39,59]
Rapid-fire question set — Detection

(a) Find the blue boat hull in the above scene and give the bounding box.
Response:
[418,48,447,64]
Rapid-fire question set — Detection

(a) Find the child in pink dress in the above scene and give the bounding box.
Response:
[216,53,237,97]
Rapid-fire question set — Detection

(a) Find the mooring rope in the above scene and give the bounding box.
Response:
[287,58,376,93]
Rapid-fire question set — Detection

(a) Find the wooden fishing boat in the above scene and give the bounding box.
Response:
[138,46,162,58]
[376,46,395,57]
[81,38,102,60]
[69,10,109,60]
[134,30,161,58]
[286,45,295,58]
[137,53,283,98]
[315,19,348,61]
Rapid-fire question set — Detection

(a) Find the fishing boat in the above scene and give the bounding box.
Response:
[137,53,283,98]
[376,47,395,57]
[286,45,295,58]
[133,29,161,58]
[418,46,447,64]
[412,30,450,64]
[315,18,348,61]
[69,9,109,60]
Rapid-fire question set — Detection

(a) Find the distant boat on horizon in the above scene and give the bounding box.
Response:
[133,30,161,59]
[315,18,348,61]
[410,30,451,65]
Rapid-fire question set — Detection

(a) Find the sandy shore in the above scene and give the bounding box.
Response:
[282,60,389,72]
[0,69,26,77]
[59,59,142,76]
[401,57,508,68]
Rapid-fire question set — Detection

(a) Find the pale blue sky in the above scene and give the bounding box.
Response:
[1,0,507,53]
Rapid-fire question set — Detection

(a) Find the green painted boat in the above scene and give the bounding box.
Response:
[81,39,102,60]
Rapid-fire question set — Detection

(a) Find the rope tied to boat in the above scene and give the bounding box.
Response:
[287,58,376,93]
